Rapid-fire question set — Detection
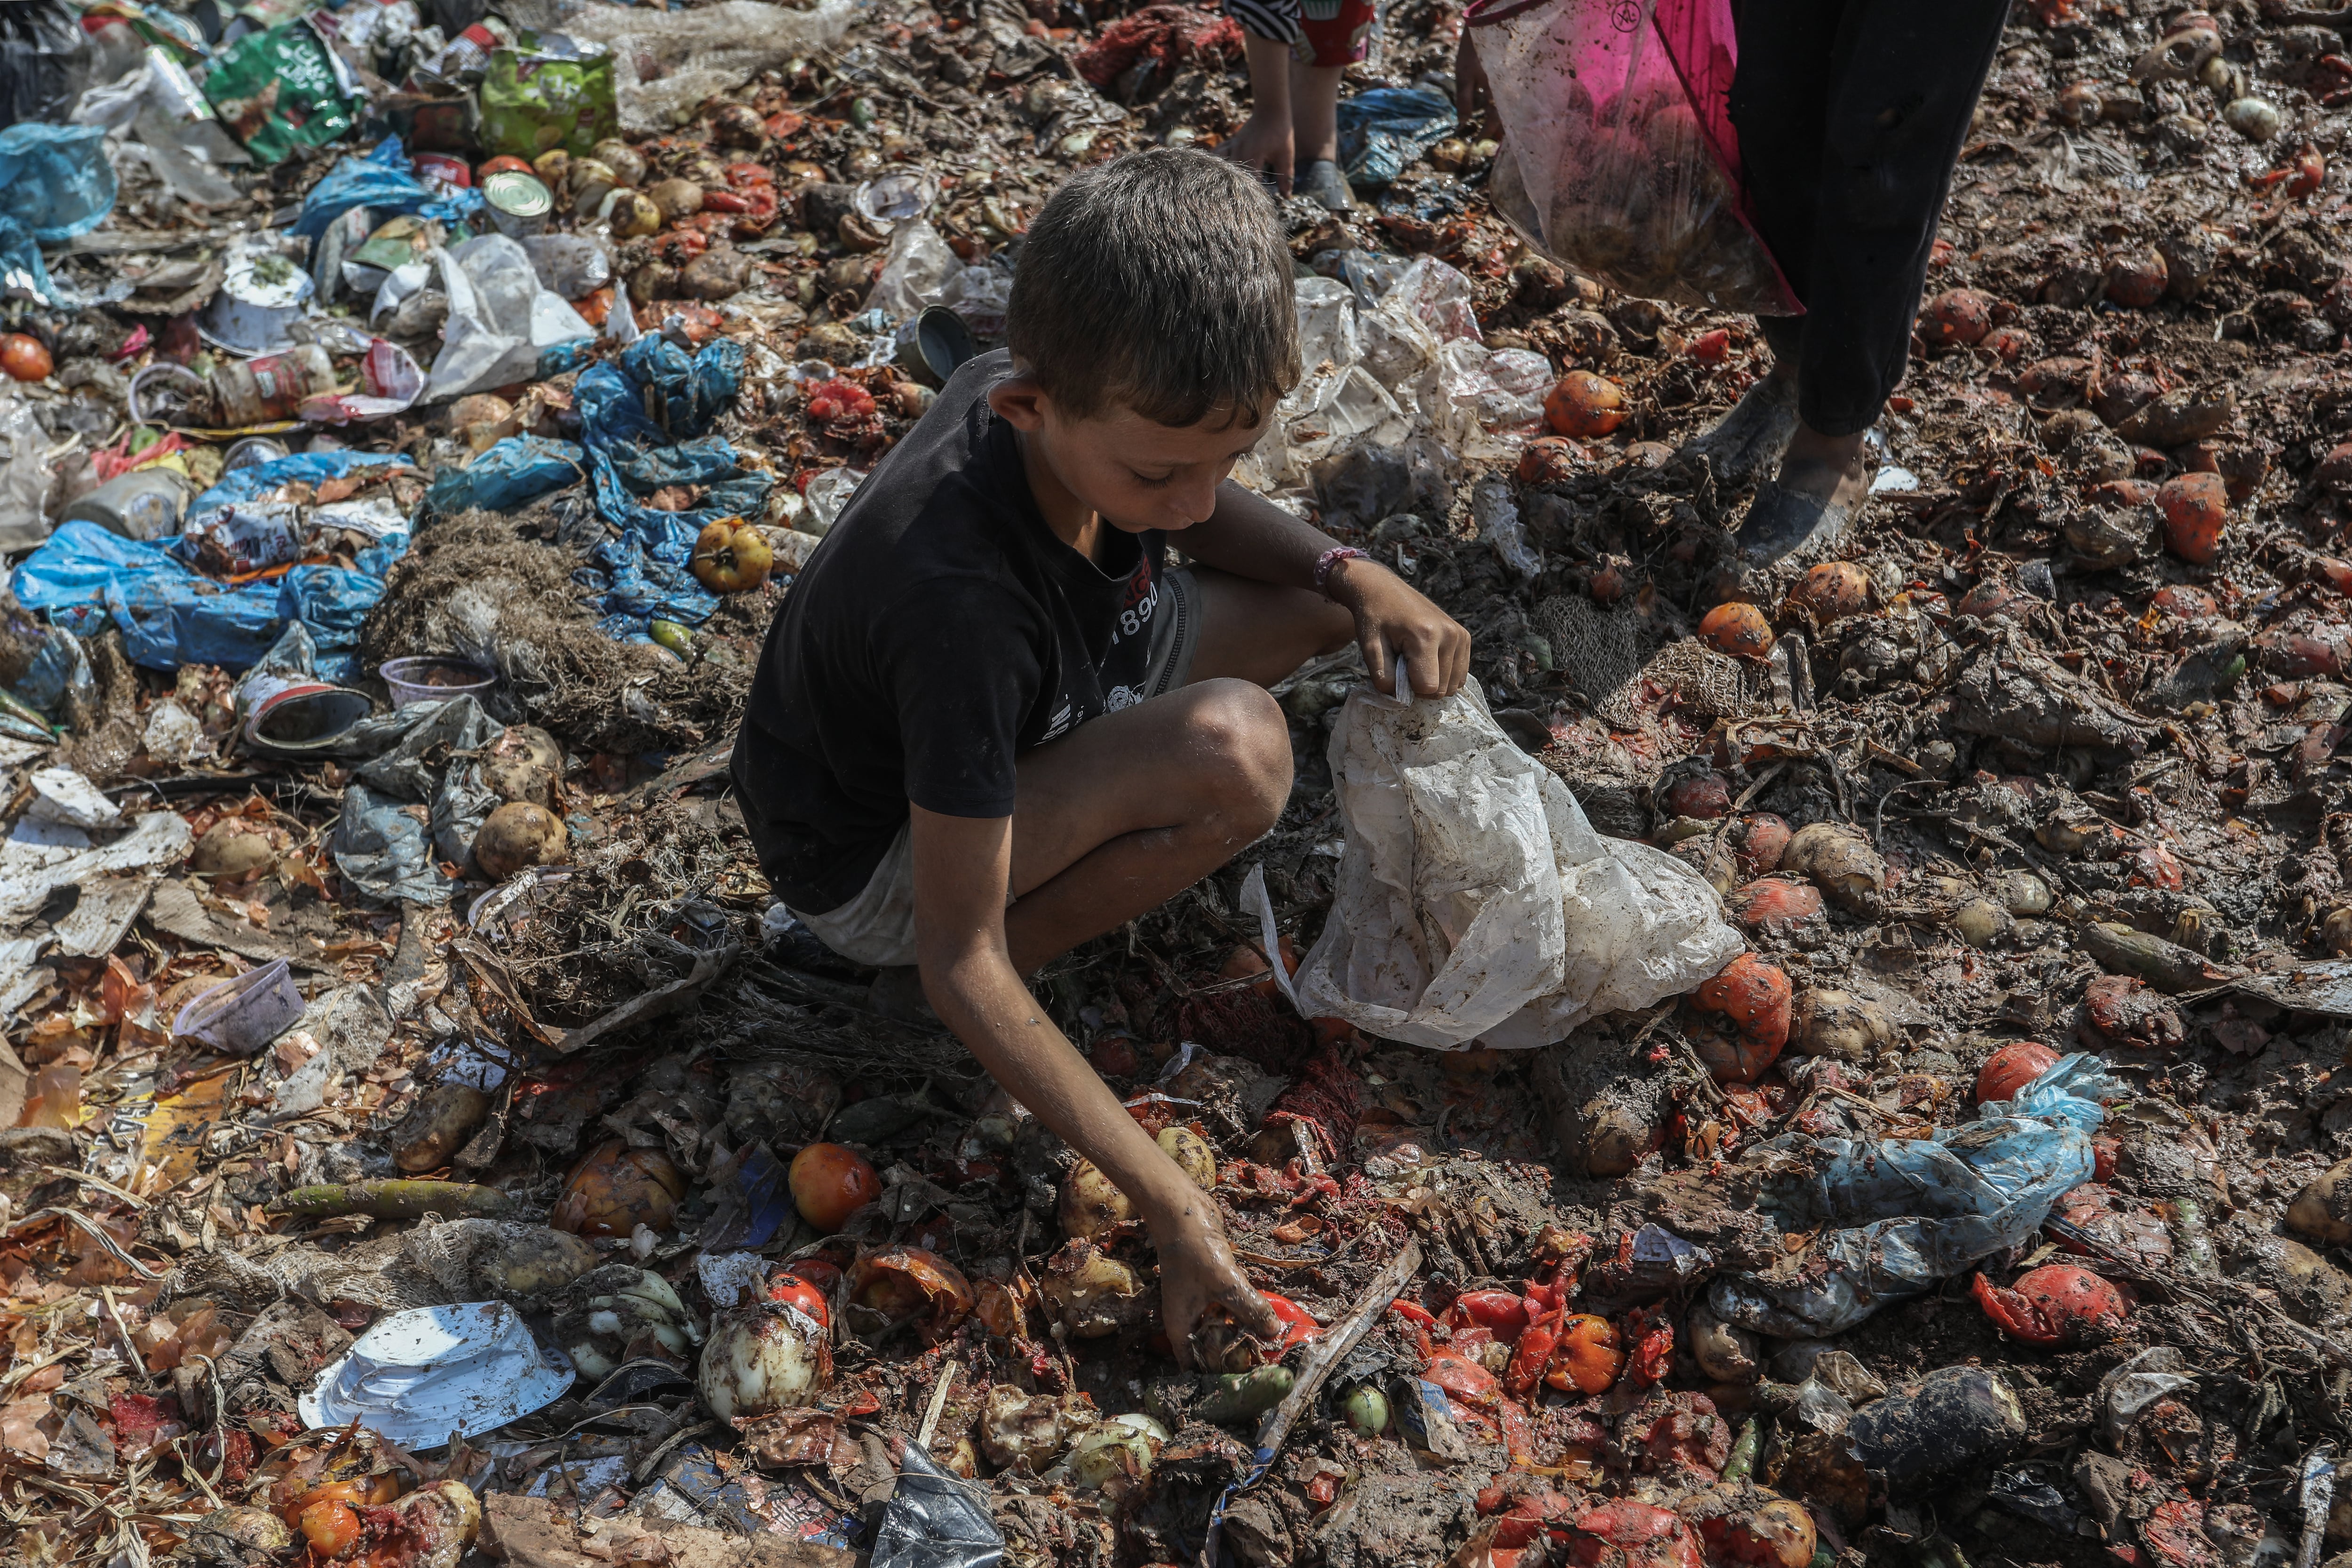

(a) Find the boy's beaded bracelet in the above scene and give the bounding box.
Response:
[1314,546,1367,599]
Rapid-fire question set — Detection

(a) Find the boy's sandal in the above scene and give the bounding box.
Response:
[1298,159,1357,214]
[1680,372,1800,491]
[1734,478,1855,567]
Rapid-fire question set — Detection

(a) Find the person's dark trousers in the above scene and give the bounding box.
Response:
[1730,0,2012,438]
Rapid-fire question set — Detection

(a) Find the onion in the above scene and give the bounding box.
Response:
[1041,1242,1149,1338]
[699,1301,832,1420]
[1989,870,2053,916]
[474,802,569,881]
[1781,821,1887,909]
[980,1384,1097,1471]
[1790,988,1891,1061]
[609,191,661,238]
[2103,247,2169,309]
[2224,96,2282,142]
[1684,1298,1759,1383]
[1066,1413,1168,1488]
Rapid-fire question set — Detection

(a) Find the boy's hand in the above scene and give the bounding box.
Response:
[1328,555,1472,697]
[1226,108,1296,197]
[1145,1187,1284,1368]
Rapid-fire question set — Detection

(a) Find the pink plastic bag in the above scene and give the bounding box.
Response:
[1467,0,1800,315]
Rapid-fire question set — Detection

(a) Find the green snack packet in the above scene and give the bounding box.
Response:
[203,17,361,166]
[479,36,617,160]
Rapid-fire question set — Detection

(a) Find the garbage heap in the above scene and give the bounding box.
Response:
[6,0,2352,1567]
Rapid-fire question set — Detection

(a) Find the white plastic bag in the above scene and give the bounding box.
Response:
[1294,675,1742,1049]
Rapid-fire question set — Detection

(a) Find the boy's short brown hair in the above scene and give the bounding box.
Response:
[1006,148,1301,430]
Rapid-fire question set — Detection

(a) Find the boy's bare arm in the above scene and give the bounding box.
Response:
[906,803,1281,1364]
[1178,479,1472,694]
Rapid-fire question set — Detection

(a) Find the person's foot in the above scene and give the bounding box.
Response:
[868,964,944,1027]
[1733,426,1870,565]
[1296,159,1355,213]
[1682,364,1800,489]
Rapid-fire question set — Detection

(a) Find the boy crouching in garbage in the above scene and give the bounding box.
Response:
[731,148,1470,1359]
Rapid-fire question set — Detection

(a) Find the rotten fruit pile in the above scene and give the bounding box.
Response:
[13,0,2352,1566]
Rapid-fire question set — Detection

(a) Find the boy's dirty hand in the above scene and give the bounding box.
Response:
[1225,109,1296,197]
[1150,1196,1281,1369]
[1331,556,1472,697]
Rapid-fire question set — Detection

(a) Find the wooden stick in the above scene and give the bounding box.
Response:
[1199,1238,1423,1568]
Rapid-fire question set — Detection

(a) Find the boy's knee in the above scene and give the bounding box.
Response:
[1184,679,1293,823]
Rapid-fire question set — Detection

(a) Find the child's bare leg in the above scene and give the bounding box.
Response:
[1227,34,1299,194]
[1001,680,1294,972]
[1292,62,1344,167]
[986,575,1346,972]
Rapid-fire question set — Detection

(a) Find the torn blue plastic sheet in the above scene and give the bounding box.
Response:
[11,452,410,681]
[1335,86,1456,189]
[1708,1052,2126,1337]
[573,335,771,640]
[426,437,587,514]
[291,134,485,244]
[0,122,118,306]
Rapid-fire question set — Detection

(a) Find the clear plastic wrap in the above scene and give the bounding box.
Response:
[1467,0,1799,314]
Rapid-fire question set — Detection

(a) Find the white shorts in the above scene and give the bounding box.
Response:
[791,565,1204,968]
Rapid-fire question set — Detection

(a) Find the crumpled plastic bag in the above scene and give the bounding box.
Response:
[574,335,771,639]
[479,37,617,160]
[1335,85,1457,189]
[1293,675,1742,1049]
[1707,1053,2124,1336]
[1466,0,1798,313]
[426,436,586,514]
[291,135,484,244]
[376,234,594,402]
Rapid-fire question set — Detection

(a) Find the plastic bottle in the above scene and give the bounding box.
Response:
[61,466,187,542]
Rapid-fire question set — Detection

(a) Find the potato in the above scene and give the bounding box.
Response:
[608,190,660,239]
[1950,898,2014,949]
[1156,1126,1217,1192]
[1534,1032,1668,1177]
[649,178,705,221]
[681,247,754,302]
[481,725,563,809]
[473,801,568,881]
[2288,1158,2352,1246]
[473,1226,599,1298]
[390,1084,492,1173]
[1781,821,1887,910]
[1790,988,1892,1060]
[193,816,287,878]
[1059,1158,1136,1240]
[1685,1298,1760,1383]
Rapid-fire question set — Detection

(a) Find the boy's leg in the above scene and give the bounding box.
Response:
[1003,679,1294,974]
[1228,31,1301,194]
[997,571,1349,973]
[1292,62,1344,170]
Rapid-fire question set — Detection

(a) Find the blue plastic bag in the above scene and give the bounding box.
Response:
[426,437,586,514]
[1708,1052,2126,1336]
[0,123,116,241]
[1335,87,1457,189]
[291,135,485,246]
[14,449,415,680]
[574,336,771,640]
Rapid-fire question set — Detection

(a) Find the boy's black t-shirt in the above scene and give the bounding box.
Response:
[732,349,1168,914]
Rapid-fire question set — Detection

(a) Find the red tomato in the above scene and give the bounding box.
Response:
[0,334,49,382]
[788,1142,880,1232]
